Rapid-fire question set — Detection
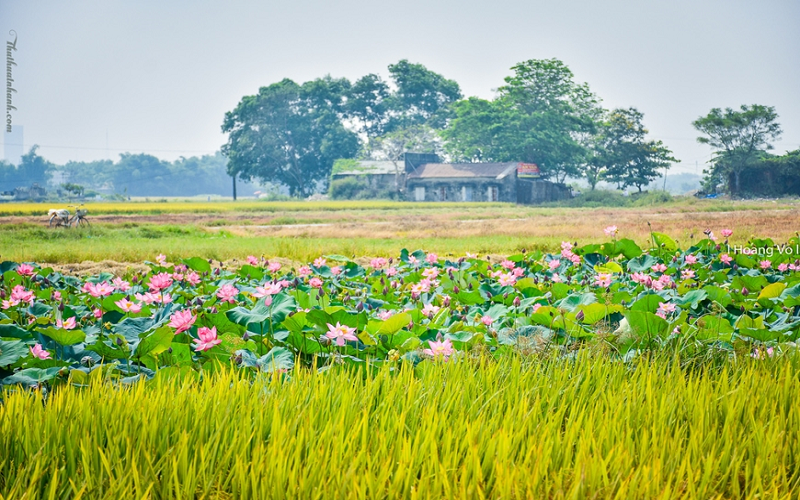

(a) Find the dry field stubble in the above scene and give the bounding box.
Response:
[2,200,799,265]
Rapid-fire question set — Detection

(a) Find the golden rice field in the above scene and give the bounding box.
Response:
[2,356,799,499]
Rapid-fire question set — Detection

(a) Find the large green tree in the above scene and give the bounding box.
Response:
[692,104,782,196]
[587,108,677,191]
[442,59,601,183]
[222,77,359,196]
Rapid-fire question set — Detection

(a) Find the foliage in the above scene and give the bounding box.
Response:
[443,59,601,183]
[0,146,53,192]
[587,108,677,191]
[222,78,360,197]
[693,104,782,196]
[2,226,799,391]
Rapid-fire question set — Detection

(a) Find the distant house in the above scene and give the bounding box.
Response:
[406,162,519,202]
[331,153,571,204]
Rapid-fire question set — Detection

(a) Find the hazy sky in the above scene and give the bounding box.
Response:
[2,0,798,173]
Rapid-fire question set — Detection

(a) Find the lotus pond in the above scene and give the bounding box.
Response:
[1,227,799,386]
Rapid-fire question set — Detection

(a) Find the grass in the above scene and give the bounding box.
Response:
[1,355,799,498]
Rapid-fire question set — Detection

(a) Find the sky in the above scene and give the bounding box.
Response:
[1,0,798,173]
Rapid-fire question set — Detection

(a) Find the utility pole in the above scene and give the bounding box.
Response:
[232,172,237,201]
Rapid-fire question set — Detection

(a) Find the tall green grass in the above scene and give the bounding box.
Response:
[2,355,799,499]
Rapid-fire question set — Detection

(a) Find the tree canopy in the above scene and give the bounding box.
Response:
[693,104,782,196]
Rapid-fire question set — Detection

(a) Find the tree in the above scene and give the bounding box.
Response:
[18,146,53,187]
[442,59,601,183]
[347,73,392,144]
[370,124,443,194]
[599,108,677,192]
[222,77,360,197]
[386,59,462,130]
[692,105,782,196]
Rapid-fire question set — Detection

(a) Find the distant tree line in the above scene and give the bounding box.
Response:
[223,58,680,196]
[0,150,257,197]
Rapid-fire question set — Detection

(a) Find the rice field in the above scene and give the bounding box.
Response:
[2,355,799,499]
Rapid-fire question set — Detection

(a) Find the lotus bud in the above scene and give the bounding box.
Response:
[575,310,585,322]
[503,292,509,300]
[741,287,749,296]
[356,302,364,312]
[167,347,173,354]
[58,302,65,312]
[388,258,393,264]
[319,335,332,347]
[58,367,69,378]
[407,321,414,330]
[733,264,739,271]
[246,274,251,280]
[242,331,251,341]
[468,283,473,290]
[233,353,243,365]
[80,356,95,367]
[380,277,385,285]
[513,296,521,307]
[383,287,389,296]
[453,285,460,294]
[209,306,218,314]
[443,296,451,308]
[436,332,444,342]
[115,337,124,346]
[521,248,526,254]
[380,334,389,345]
[485,291,492,298]
[458,257,465,264]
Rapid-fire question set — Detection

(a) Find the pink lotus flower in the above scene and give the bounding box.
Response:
[16,263,35,276]
[2,299,20,309]
[193,326,222,352]
[93,308,103,319]
[385,267,398,277]
[778,263,789,272]
[57,317,77,330]
[254,282,283,297]
[216,284,239,303]
[169,309,196,334]
[309,277,323,288]
[11,285,35,304]
[422,267,440,279]
[594,273,613,288]
[650,280,665,291]
[423,338,455,361]
[551,273,562,283]
[569,254,581,265]
[465,252,478,259]
[531,303,542,313]
[247,255,259,266]
[149,272,173,291]
[172,273,184,282]
[298,266,312,277]
[681,269,696,280]
[377,310,394,320]
[407,255,419,266]
[268,261,282,273]
[370,257,388,269]
[425,253,438,264]
[313,257,327,268]
[656,302,676,318]
[720,254,733,265]
[481,315,494,326]
[85,282,114,298]
[421,303,441,317]
[760,260,772,270]
[651,263,667,273]
[548,259,561,270]
[156,254,168,266]
[631,272,649,284]
[512,267,525,277]
[501,259,515,270]
[752,346,775,359]
[498,273,517,286]
[30,344,51,360]
[115,298,142,314]
[411,279,431,294]
[604,225,618,237]
[330,266,342,276]
[721,229,733,238]
[112,277,131,292]
[52,291,62,302]
[185,271,201,286]
[325,322,359,346]
[684,254,698,265]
